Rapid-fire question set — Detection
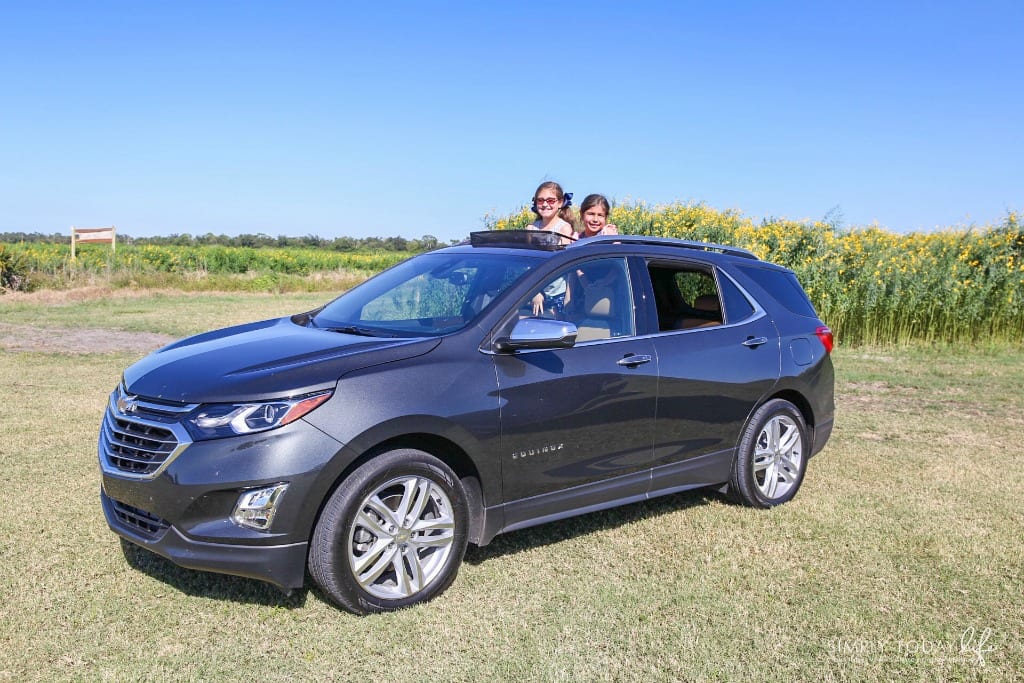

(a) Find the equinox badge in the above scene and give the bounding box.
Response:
[512,443,564,460]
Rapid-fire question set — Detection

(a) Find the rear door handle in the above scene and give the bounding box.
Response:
[617,354,653,367]
[742,336,768,347]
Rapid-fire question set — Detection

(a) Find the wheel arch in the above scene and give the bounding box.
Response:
[726,393,811,507]
[723,389,814,494]
[312,433,488,548]
[766,388,815,431]
[733,389,814,459]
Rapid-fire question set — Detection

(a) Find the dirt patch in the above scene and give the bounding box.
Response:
[0,287,198,354]
[0,322,176,355]
[0,286,198,304]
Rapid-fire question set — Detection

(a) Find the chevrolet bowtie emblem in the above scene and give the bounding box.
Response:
[117,394,139,413]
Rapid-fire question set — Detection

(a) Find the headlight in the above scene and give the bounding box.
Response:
[185,390,333,440]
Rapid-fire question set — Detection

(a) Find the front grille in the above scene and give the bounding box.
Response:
[98,385,195,479]
[101,412,179,474]
[110,498,169,537]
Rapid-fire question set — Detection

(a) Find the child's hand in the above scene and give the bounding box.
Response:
[532,293,545,316]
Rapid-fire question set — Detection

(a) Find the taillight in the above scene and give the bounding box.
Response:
[815,325,834,354]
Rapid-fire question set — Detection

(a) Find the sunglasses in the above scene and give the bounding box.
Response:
[534,197,560,206]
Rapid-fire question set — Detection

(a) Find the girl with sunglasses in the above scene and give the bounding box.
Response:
[528,181,576,244]
[527,181,576,314]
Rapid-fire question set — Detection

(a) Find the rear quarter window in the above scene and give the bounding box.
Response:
[736,265,817,317]
[717,273,755,324]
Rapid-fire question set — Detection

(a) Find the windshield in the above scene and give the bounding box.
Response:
[312,252,538,336]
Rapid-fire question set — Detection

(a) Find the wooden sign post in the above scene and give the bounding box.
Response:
[71,226,116,259]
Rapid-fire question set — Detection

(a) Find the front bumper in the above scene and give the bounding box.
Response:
[101,490,309,590]
[99,417,347,591]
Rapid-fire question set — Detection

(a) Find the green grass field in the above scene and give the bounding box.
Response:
[1,291,1021,681]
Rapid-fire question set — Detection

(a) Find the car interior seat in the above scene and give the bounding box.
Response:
[650,270,684,330]
[675,294,722,329]
[574,263,627,342]
[575,287,614,341]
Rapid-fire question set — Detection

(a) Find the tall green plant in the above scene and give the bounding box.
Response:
[0,244,30,291]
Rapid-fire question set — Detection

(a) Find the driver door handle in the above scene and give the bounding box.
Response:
[617,354,653,367]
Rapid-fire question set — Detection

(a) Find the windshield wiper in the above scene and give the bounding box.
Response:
[309,316,407,338]
[322,325,387,337]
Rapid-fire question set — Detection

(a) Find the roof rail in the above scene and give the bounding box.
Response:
[571,235,759,259]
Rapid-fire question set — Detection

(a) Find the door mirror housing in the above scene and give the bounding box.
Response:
[495,318,578,352]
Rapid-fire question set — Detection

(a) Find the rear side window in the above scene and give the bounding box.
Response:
[737,266,817,317]
[647,263,722,331]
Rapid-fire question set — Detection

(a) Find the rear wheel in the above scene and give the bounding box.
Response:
[728,399,808,508]
[308,449,468,614]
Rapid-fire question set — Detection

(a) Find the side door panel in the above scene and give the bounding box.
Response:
[639,259,781,494]
[494,337,659,506]
[651,316,780,470]
[491,255,659,525]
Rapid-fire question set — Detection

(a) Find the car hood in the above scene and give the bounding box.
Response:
[123,316,441,404]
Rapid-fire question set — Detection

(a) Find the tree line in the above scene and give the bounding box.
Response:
[0,232,450,252]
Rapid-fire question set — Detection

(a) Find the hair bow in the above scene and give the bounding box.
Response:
[563,192,573,208]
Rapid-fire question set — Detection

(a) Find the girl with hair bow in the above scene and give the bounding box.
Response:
[527,181,576,315]
[528,181,576,244]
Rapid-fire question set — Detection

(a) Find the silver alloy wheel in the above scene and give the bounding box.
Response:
[347,475,456,600]
[752,414,804,500]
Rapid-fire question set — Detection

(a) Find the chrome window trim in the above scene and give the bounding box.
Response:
[715,266,766,323]
[632,308,768,340]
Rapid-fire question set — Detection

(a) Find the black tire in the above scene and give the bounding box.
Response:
[308,449,469,615]
[727,399,808,508]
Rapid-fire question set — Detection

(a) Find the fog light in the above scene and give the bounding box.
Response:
[232,484,289,531]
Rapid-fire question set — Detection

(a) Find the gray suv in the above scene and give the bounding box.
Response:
[99,232,835,614]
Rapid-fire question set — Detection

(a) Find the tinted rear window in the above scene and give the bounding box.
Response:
[736,266,817,317]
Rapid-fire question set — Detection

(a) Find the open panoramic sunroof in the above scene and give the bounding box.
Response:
[468,230,572,251]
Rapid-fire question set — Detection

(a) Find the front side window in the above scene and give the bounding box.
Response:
[314,253,536,336]
[518,257,635,342]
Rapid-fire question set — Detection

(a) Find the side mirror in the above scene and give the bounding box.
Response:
[495,318,578,352]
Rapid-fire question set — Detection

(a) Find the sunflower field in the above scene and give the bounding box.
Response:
[491,204,1024,346]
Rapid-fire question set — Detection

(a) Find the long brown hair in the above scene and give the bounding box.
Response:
[531,181,577,228]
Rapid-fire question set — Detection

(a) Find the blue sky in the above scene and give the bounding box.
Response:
[2,1,1021,243]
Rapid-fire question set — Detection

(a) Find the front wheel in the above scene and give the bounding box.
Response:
[728,399,808,508]
[308,449,469,614]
